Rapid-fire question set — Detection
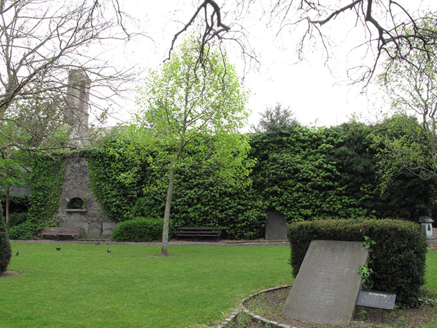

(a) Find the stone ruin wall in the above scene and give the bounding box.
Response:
[56,153,116,240]
[56,70,116,239]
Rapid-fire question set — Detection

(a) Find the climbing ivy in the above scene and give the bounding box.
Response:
[135,164,266,239]
[249,125,358,222]
[28,153,66,224]
[84,140,146,223]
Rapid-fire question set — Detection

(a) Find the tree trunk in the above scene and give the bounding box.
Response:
[5,187,9,224]
[161,165,176,256]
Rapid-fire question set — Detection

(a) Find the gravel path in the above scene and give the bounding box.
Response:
[9,238,290,246]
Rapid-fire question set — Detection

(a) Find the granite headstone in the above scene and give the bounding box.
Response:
[282,240,369,325]
[265,210,287,241]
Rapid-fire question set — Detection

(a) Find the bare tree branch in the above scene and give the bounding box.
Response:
[0,0,146,152]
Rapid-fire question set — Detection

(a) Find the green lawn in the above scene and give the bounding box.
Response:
[426,251,437,292]
[1,243,292,328]
[4,243,437,328]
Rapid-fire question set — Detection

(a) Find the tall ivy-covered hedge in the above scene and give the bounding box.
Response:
[26,114,437,238]
[135,165,266,239]
[326,120,436,220]
[28,154,65,223]
[85,141,146,223]
[249,126,358,222]
[0,202,12,273]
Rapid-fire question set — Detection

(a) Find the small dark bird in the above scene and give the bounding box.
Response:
[15,251,19,256]
[95,241,100,245]
[56,247,61,251]
[106,242,110,245]
[107,249,112,253]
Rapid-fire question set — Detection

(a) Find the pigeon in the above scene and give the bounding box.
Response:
[106,242,110,245]
[56,247,61,251]
[107,249,112,253]
[95,241,100,245]
[15,251,19,256]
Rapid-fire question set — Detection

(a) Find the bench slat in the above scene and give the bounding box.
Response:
[41,227,80,241]
[175,227,221,242]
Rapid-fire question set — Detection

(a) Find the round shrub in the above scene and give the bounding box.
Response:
[8,221,37,240]
[111,217,174,242]
[0,203,12,274]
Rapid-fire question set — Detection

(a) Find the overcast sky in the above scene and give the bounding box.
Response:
[108,0,433,129]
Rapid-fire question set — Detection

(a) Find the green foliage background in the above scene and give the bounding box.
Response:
[328,118,436,219]
[26,114,437,239]
[250,126,356,222]
[135,165,266,239]
[84,140,146,223]
[27,153,65,224]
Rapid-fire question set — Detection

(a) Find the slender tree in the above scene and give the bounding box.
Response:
[129,35,252,256]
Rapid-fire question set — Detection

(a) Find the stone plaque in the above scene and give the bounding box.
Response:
[265,211,287,241]
[356,290,396,310]
[282,240,369,325]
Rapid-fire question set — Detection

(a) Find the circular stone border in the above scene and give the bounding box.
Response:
[216,285,293,328]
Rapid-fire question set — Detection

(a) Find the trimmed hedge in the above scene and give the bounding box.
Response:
[0,203,12,274]
[287,219,427,307]
[111,217,175,242]
[8,221,37,240]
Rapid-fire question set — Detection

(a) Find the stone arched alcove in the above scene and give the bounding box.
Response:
[67,197,84,210]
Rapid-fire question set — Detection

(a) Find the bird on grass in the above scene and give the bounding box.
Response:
[107,249,112,253]
[56,248,61,251]
[15,251,19,256]
[106,242,110,245]
[95,241,100,245]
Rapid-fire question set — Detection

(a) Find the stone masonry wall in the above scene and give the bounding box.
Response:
[56,153,116,239]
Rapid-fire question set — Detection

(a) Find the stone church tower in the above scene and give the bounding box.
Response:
[55,70,116,240]
[64,69,91,147]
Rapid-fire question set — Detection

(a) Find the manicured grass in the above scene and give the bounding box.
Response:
[426,251,437,292]
[1,243,292,328]
[424,252,437,328]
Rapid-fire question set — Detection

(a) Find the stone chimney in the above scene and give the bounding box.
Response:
[65,69,91,147]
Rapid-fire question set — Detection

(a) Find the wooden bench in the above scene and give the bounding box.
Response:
[41,227,81,241]
[175,227,221,242]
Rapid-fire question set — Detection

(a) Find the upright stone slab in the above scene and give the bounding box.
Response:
[282,240,369,325]
[265,211,287,241]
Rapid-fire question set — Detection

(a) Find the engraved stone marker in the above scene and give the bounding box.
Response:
[265,210,287,241]
[282,240,369,325]
[356,290,396,310]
